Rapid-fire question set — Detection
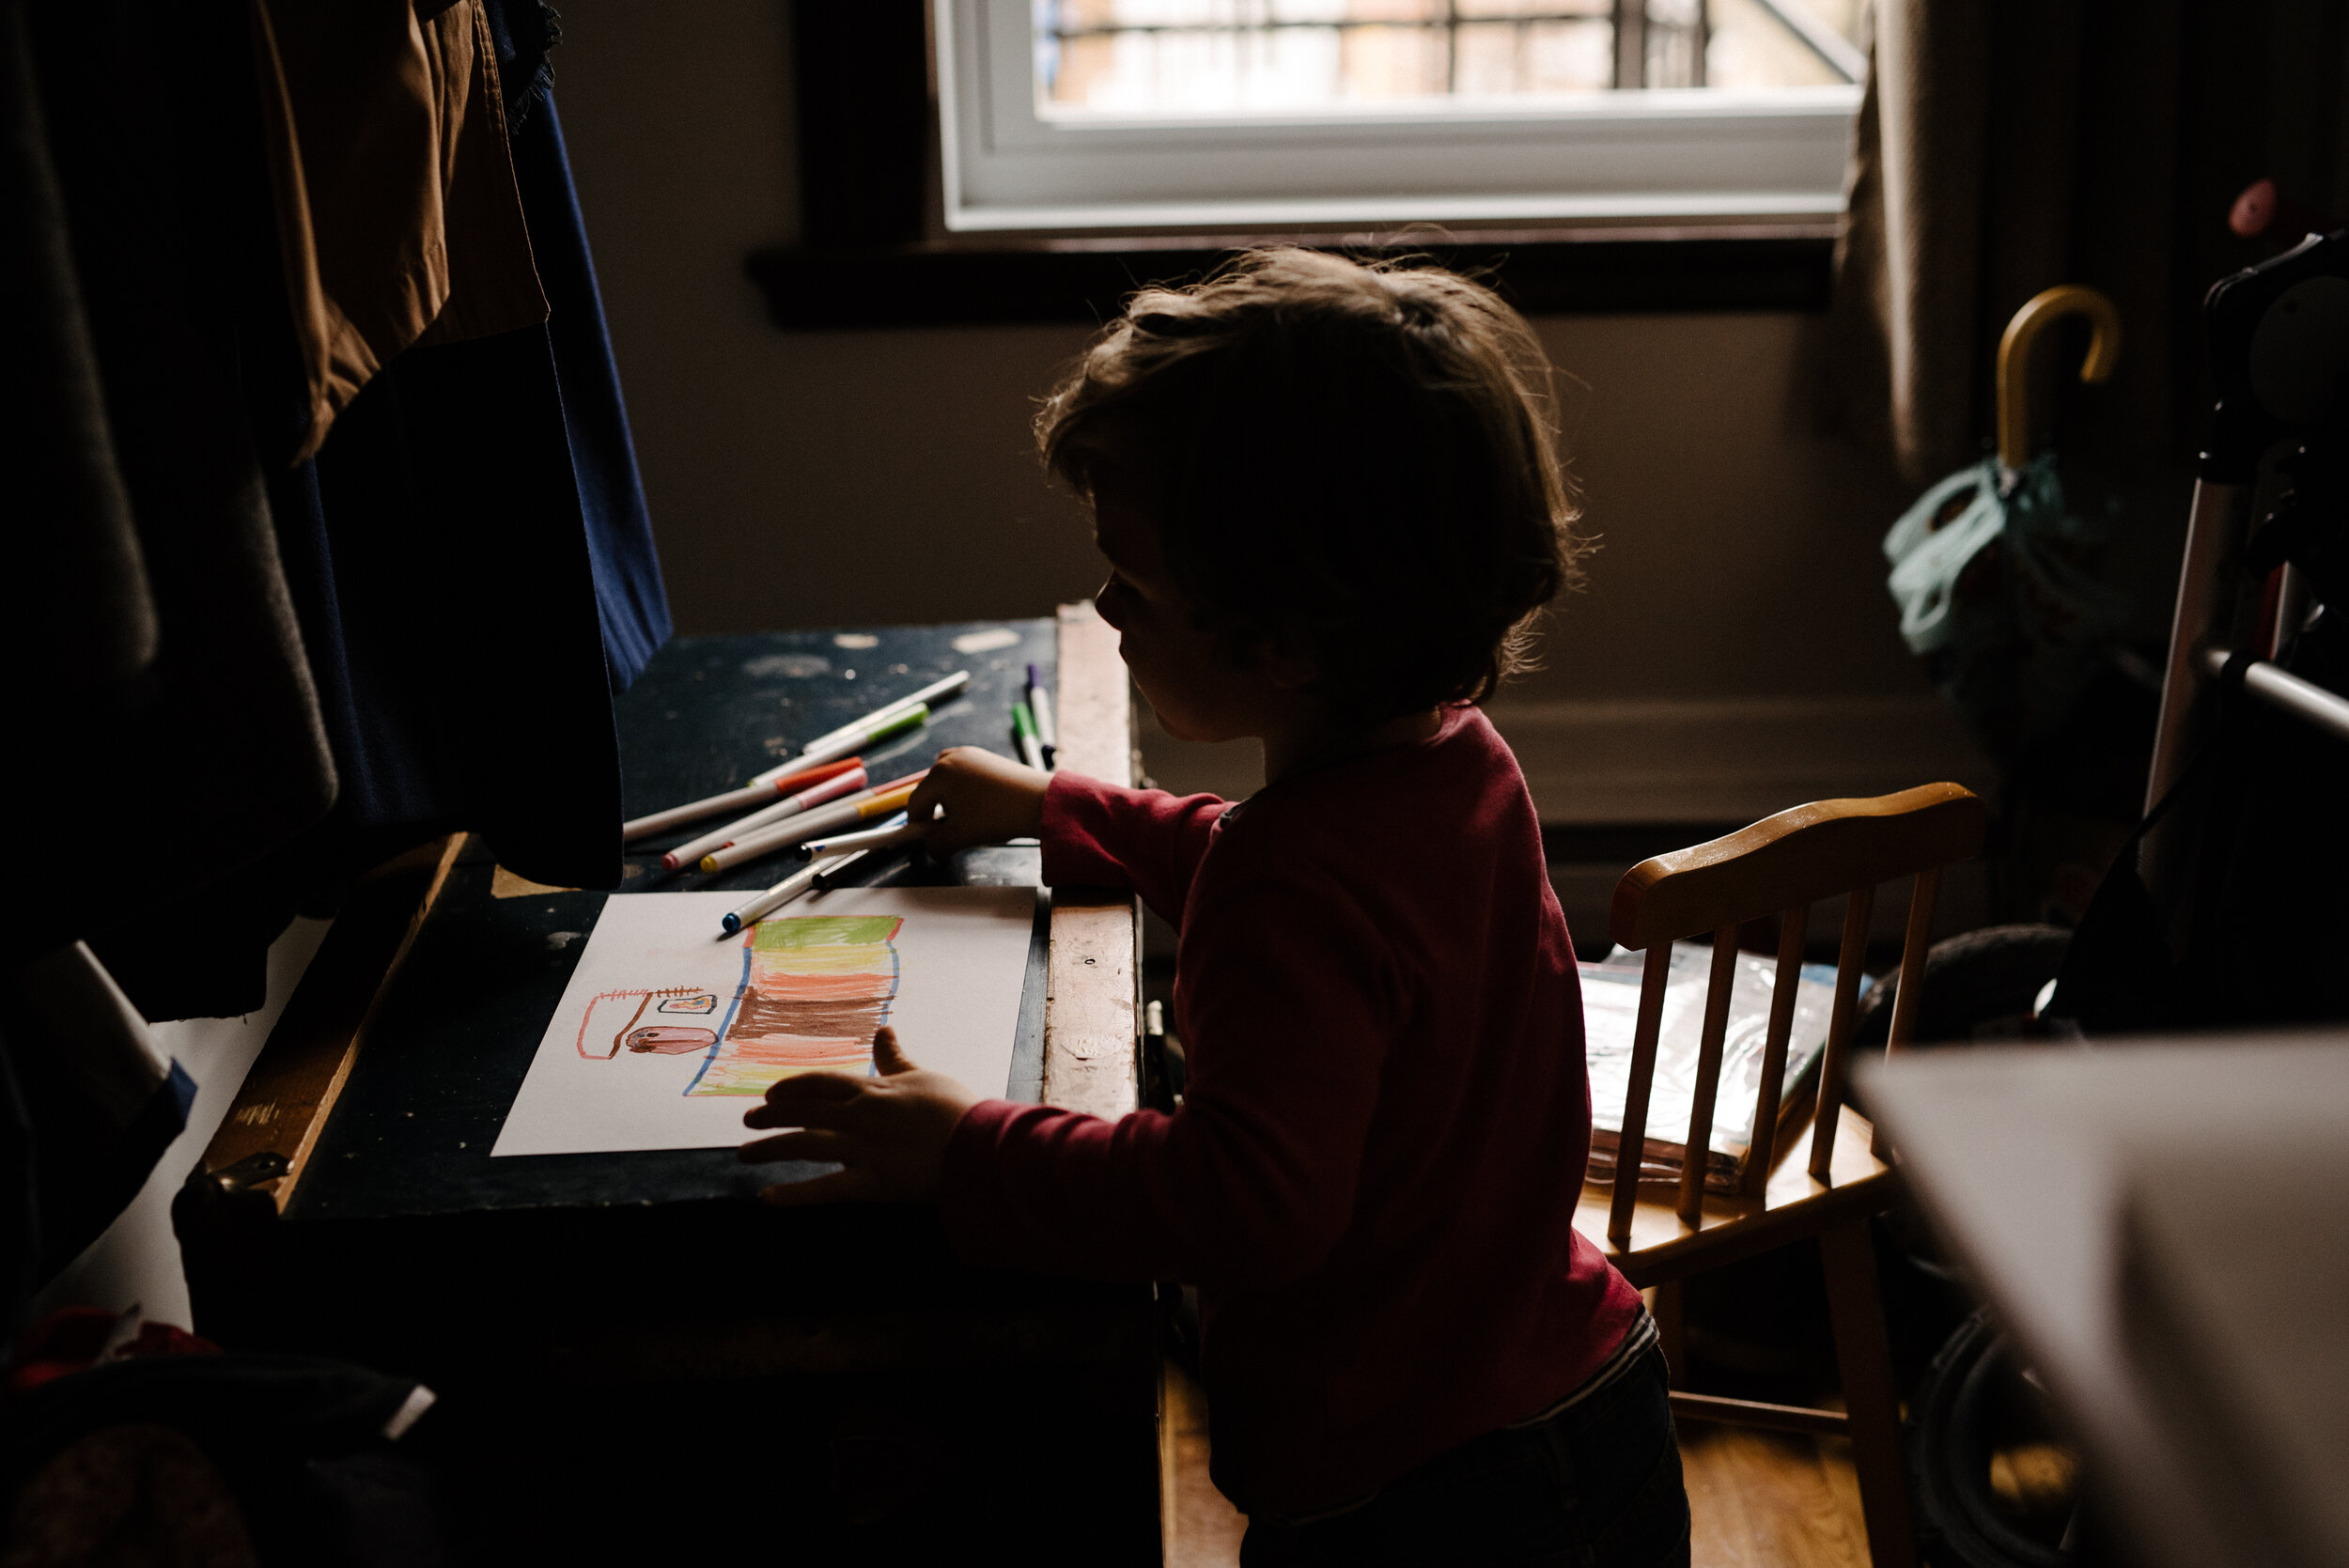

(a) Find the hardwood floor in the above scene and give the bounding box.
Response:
[1159,1363,1871,1568]
[1161,1359,1249,1567]
[1679,1423,1872,1568]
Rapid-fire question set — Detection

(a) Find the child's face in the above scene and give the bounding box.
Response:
[1090,467,1283,746]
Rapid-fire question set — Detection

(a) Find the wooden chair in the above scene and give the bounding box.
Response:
[1572,783,1986,1568]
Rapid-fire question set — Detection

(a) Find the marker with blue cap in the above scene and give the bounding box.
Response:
[719,861,821,935]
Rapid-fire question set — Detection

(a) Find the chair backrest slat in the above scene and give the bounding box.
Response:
[1741,902,1810,1198]
[1806,885,1876,1179]
[1869,865,1948,1158]
[1675,926,1744,1223]
[1606,942,1674,1249]
[1885,867,1942,1055]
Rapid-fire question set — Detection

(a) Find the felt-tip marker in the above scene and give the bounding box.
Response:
[699,774,926,873]
[661,764,867,872]
[715,843,896,935]
[800,813,926,859]
[768,703,927,779]
[792,671,970,761]
[812,848,875,891]
[1012,701,1044,770]
[623,757,861,844]
[719,861,823,935]
[1025,663,1057,768]
[754,671,971,784]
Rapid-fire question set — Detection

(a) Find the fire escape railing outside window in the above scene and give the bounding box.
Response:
[1033,0,1862,105]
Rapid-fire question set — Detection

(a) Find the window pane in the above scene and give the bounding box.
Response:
[1033,0,1867,114]
[1705,0,1865,89]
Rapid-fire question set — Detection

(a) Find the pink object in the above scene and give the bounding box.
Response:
[2229,176,2337,246]
[940,707,1642,1516]
[794,764,873,811]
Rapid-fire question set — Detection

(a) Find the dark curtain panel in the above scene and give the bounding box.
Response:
[1825,0,2349,486]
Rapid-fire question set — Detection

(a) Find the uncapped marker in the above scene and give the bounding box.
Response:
[801,813,926,859]
[815,848,890,890]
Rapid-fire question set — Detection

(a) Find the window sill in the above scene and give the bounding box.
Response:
[744,223,1838,332]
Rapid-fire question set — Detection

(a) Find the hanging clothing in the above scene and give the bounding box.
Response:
[483,0,559,132]
[2,0,664,1315]
[480,0,673,689]
[247,0,552,462]
[5,0,340,980]
[255,8,665,866]
[5,0,658,1018]
[513,96,674,691]
[270,313,628,892]
[255,31,660,887]
[0,0,154,703]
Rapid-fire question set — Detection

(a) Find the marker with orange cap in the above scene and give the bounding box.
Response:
[661,765,869,872]
[698,773,927,874]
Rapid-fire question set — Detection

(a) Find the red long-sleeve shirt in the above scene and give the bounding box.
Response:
[939,705,1642,1514]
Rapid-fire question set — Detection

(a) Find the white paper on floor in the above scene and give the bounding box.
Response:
[491,885,1036,1157]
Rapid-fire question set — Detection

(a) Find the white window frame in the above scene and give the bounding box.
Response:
[935,0,1863,234]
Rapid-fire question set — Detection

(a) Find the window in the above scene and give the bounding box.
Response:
[936,0,1868,233]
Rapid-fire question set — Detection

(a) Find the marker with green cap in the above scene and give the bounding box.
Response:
[754,671,969,784]
[1012,701,1044,769]
[761,702,927,782]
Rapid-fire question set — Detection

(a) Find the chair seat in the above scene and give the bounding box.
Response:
[1574,1109,1897,1289]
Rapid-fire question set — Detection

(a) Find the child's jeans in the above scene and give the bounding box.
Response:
[1238,1344,1690,1567]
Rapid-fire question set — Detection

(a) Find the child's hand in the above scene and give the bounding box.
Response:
[906,746,1050,856]
[739,1028,979,1204]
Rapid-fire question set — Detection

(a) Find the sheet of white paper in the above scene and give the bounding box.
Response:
[491,885,1036,1157]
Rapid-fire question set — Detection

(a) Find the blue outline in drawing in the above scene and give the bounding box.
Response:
[869,941,902,1077]
[683,933,755,1096]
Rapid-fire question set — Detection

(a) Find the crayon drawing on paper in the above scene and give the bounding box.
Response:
[491,887,1034,1157]
[573,915,905,1097]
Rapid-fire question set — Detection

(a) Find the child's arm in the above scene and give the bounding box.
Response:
[744,867,1392,1287]
[910,746,1227,924]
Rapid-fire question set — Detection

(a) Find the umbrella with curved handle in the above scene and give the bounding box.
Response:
[1997,285,2123,474]
[1884,284,2135,767]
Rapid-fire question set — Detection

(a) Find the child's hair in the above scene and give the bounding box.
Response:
[1037,247,1582,723]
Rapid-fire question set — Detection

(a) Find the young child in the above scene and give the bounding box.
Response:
[740,249,1688,1566]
